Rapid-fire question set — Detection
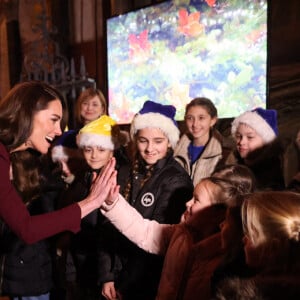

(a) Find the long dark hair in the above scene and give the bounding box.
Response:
[0,81,67,152]
[0,81,67,203]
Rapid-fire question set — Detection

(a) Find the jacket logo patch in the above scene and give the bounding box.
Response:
[141,192,155,207]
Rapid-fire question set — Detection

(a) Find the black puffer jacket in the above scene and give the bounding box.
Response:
[0,181,63,297]
[97,152,194,299]
[118,151,194,223]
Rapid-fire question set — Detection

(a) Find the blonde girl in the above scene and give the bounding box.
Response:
[242,191,300,271]
[215,191,300,299]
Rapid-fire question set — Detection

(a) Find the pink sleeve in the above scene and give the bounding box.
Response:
[101,194,174,255]
[0,144,81,244]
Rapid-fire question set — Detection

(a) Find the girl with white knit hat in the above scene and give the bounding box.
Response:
[231,107,285,190]
[99,100,194,300]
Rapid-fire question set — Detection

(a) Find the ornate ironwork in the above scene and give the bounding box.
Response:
[21,0,96,128]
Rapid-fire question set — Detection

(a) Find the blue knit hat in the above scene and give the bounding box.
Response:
[52,130,81,162]
[130,100,180,148]
[231,107,278,143]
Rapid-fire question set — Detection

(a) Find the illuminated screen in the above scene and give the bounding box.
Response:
[106,0,268,124]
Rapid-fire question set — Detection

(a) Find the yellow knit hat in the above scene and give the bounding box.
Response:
[77,115,117,150]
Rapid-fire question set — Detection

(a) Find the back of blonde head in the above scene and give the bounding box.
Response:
[242,191,300,246]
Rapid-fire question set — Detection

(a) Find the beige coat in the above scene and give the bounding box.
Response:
[174,130,235,186]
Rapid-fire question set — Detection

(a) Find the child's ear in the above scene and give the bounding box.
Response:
[211,117,217,127]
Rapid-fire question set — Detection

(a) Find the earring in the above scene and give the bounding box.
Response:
[25,140,32,147]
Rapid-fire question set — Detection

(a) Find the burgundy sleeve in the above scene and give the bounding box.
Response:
[0,144,81,244]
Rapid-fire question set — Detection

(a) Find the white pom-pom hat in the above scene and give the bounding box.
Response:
[52,130,81,162]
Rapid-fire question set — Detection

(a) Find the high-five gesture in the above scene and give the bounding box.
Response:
[79,157,117,217]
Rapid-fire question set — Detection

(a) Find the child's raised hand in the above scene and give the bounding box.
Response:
[88,157,117,207]
[106,183,120,206]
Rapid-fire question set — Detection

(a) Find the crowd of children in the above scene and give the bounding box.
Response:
[0,81,299,300]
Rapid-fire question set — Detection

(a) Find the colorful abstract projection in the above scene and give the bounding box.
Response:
[107,0,268,124]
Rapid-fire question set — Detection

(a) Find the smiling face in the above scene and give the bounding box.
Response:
[234,123,265,158]
[136,127,170,166]
[185,105,217,146]
[82,145,113,170]
[27,99,63,154]
[181,180,216,223]
[80,95,104,124]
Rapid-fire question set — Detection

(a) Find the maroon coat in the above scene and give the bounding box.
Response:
[157,207,225,300]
